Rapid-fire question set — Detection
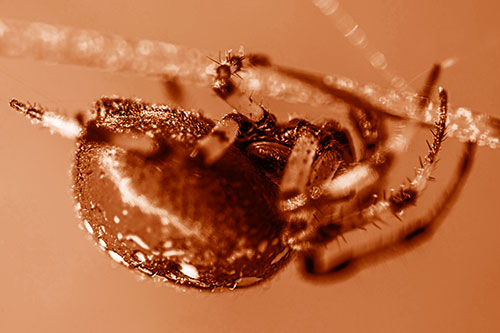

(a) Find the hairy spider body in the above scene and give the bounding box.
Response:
[5,10,485,290]
[9,45,469,290]
[9,43,472,290]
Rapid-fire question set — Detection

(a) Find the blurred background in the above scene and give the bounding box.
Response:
[0,0,499,332]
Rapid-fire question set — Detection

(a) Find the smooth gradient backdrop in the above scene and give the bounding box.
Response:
[0,1,499,332]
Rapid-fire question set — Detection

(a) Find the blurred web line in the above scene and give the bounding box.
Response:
[312,0,411,94]
[311,0,419,155]
[0,18,212,84]
[0,18,498,149]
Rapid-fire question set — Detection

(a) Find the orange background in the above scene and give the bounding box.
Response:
[0,0,499,332]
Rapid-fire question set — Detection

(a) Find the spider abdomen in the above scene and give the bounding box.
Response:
[73,99,291,289]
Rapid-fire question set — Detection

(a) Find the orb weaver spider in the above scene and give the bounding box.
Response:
[1,6,498,290]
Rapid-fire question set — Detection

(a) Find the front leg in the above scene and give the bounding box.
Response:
[301,89,478,274]
[9,97,209,157]
[10,99,82,139]
[305,141,476,274]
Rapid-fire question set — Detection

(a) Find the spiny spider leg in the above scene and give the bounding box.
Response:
[190,97,264,165]
[330,88,448,229]
[192,49,265,165]
[321,64,441,199]
[9,99,82,139]
[280,87,448,250]
[306,141,476,274]
[9,98,159,156]
[280,131,320,200]
[190,115,240,164]
[276,65,441,248]
[279,63,441,222]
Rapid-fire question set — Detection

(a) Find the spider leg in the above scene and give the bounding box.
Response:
[9,99,82,139]
[279,130,325,248]
[191,67,265,165]
[83,119,159,156]
[302,88,469,273]
[214,83,264,121]
[320,64,442,199]
[9,98,159,156]
[347,106,385,159]
[305,140,476,274]
[330,88,448,229]
[275,67,441,214]
[190,115,240,164]
[163,76,185,104]
[280,131,320,200]
[280,87,448,250]
[278,63,441,237]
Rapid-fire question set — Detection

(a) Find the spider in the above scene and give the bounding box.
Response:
[4,5,497,290]
[8,43,476,290]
